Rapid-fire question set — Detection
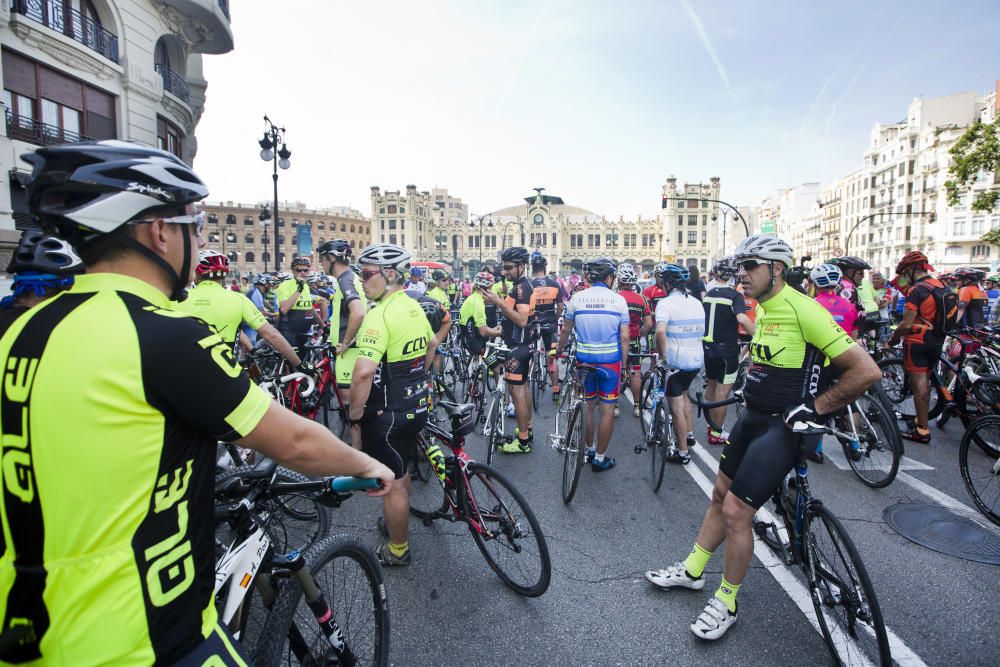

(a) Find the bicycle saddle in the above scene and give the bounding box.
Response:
[438,401,475,419]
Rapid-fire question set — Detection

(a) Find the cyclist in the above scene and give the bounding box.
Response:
[405,265,426,294]
[829,255,872,313]
[654,263,705,464]
[702,258,755,445]
[175,250,303,369]
[615,262,652,418]
[528,251,565,400]
[482,246,536,454]
[886,251,953,444]
[987,274,1000,323]
[276,255,321,348]
[0,230,83,334]
[811,263,859,340]
[646,234,879,641]
[686,263,706,302]
[642,262,669,330]
[426,269,450,306]
[955,266,988,328]
[0,141,393,665]
[461,270,503,349]
[348,243,436,566]
[406,287,452,377]
[555,257,629,471]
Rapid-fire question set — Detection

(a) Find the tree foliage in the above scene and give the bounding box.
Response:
[946,119,1000,215]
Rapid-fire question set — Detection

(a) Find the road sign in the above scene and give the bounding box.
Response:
[664,254,676,263]
[760,221,775,234]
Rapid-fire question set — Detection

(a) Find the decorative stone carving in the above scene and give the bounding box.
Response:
[8,15,123,81]
[151,1,214,54]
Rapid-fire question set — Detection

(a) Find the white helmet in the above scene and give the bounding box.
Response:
[809,263,842,288]
[357,243,411,272]
[616,262,638,285]
[733,234,794,268]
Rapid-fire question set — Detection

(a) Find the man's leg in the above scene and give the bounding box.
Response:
[910,370,930,427]
[595,400,616,455]
[511,383,531,436]
[669,394,690,450]
[383,473,412,546]
[584,396,597,448]
[707,381,734,433]
[719,493,756,587]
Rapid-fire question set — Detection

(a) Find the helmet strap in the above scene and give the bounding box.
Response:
[116,226,191,302]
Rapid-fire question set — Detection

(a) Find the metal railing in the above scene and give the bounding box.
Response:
[5,111,94,146]
[11,0,119,63]
[155,63,191,104]
[218,0,230,19]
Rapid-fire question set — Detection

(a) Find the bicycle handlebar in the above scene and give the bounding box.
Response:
[328,476,383,492]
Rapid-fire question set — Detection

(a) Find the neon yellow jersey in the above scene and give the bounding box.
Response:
[357,289,434,413]
[173,279,267,345]
[491,281,507,298]
[426,286,449,307]
[858,279,878,313]
[275,279,313,311]
[459,291,487,329]
[0,273,271,664]
[745,284,856,413]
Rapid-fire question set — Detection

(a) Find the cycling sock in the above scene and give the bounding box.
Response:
[388,540,409,557]
[714,577,741,613]
[683,543,713,579]
[594,452,605,463]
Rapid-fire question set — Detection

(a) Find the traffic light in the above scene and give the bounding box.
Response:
[661,194,668,209]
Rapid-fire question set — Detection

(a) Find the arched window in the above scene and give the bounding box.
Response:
[245,234,254,244]
[277,252,285,264]
[278,235,285,245]
[350,239,356,247]
[244,216,254,226]
[341,223,347,232]
[226,232,236,243]
[350,225,355,233]
[245,251,255,263]
[154,38,170,70]
[226,214,236,225]
[227,251,237,262]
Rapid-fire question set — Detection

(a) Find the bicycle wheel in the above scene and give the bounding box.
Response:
[531,350,544,413]
[650,402,668,493]
[409,434,450,520]
[639,372,656,443]
[255,535,390,667]
[805,503,891,666]
[959,416,1000,526]
[877,357,942,420]
[460,462,552,597]
[320,384,348,438]
[483,394,505,466]
[561,402,586,504]
[841,395,901,488]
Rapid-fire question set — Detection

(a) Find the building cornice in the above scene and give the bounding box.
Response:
[8,14,124,82]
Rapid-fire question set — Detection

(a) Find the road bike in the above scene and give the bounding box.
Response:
[637,360,673,492]
[549,361,598,504]
[480,340,511,464]
[959,414,1000,526]
[213,464,389,666]
[529,321,556,412]
[408,400,552,596]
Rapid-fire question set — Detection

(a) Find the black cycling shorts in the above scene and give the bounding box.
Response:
[718,409,799,509]
[627,339,642,371]
[504,344,532,385]
[360,410,428,479]
[704,342,739,384]
[538,322,558,351]
[666,368,699,398]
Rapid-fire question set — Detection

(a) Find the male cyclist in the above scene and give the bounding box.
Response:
[985,274,1000,323]
[459,270,502,356]
[405,265,426,294]
[654,263,705,464]
[702,258,755,445]
[528,251,565,400]
[349,243,436,566]
[0,230,83,334]
[643,261,669,348]
[276,255,320,348]
[829,255,872,313]
[954,267,988,328]
[426,269,451,307]
[406,286,452,376]
[483,247,536,454]
[556,258,629,471]
[175,250,303,368]
[615,263,653,418]
[646,234,879,641]
[0,141,393,665]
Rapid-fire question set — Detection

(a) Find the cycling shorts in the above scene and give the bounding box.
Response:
[627,339,642,372]
[504,344,532,385]
[704,342,739,384]
[580,362,621,403]
[718,409,799,510]
[903,339,943,374]
[360,409,428,479]
[538,327,558,352]
[665,368,699,398]
[171,624,249,666]
[336,346,359,388]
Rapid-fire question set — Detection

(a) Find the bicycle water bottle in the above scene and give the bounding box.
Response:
[425,443,447,482]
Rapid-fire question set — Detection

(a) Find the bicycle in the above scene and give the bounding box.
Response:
[549,362,599,504]
[637,361,673,493]
[408,400,552,596]
[213,464,389,666]
[529,320,555,412]
[959,414,1000,526]
[480,340,511,464]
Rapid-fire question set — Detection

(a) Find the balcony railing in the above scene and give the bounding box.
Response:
[155,63,191,104]
[10,0,119,63]
[5,111,93,146]
[218,0,230,18]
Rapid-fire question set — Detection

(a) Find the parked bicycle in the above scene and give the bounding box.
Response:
[637,359,673,493]
[959,414,1000,526]
[480,340,512,464]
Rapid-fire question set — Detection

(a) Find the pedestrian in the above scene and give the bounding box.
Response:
[686,263,706,301]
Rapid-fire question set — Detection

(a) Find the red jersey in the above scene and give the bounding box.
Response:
[619,289,650,339]
[642,284,667,315]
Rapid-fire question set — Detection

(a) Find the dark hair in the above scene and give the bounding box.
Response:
[687,263,700,281]
[76,228,132,266]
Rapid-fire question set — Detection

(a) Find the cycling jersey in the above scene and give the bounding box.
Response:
[959,284,988,327]
[173,279,267,345]
[330,270,364,346]
[405,289,450,334]
[815,291,859,337]
[565,282,629,364]
[529,275,564,329]
[618,288,650,339]
[642,283,667,314]
[702,286,746,344]
[275,278,316,341]
[0,305,29,338]
[858,279,879,313]
[501,276,534,346]
[655,290,705,371]
[903,277,946,344]
[0,273,271,665]
[356,289,434,414]
[426,286,449,307]
[744,284,856,414]
[459,291,489,352]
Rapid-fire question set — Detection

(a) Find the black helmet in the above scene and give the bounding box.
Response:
[408,293,444,333]
[317,239,352,261]
[482,259,501,276]
[432,269,448,281]
[530,251,547,267]
[584,257,617,283]
[6,230,84,275]
[500,246,529,264]
[829,255,871,271]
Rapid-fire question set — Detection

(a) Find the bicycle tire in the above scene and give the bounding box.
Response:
[651,402,668,493]
[959,416,1000,526]
[254,534,390,667]
[805,503,891,666]
[639,372,655,443]
[409,434,451,520]
[484,394,505,466]
[319,384,348,438]
[460,462,552,597]
[531,350,544,413]
[561,402,586,504]
[841,395,901,488]
[464,365,486,425]
[877,357,942,420]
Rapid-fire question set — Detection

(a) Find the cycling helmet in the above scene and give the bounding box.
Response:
[6,230,83,275]
[350,263,361,275]
[809,263,843,289]
[419,299,444,330]
[713,257,737,279]
[474,270,495,289]
[530,251,547,267]
[584,257,617,283]
[829,255,871,271]
[357,243,412,272]
[500,246,530,265]
[432,269,448,282]
[653,261,669,277]
[254,274,270,286]
[954,266,986,283]
[616,262,638,285]
[733,234,795,268]
[277,271,292,282]
[895,251,929,275]
[409,266,423,278]
[195,249,229,277]
[987,274,1000,284]
[290,255,311,268]
[657,262,690,286]
[482,260,500,276]
[316,239,352,260]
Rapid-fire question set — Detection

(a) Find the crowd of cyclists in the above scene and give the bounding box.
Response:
[1,139,996,662]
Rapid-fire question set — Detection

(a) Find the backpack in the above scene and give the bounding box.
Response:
[930,283,959,335]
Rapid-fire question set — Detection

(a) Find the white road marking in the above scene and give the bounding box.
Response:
[821,436,934,471]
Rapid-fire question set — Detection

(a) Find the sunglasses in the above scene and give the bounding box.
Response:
[502,264,516,271]
[360,268,383,282]
[738,259,765,272]
[294,268,310,273]
[132,211,206,236]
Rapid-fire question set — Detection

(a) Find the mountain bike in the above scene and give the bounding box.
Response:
[637,360,673,492]
[213,465,389,666]
[408,400,551,596]
[959,414,1000,526]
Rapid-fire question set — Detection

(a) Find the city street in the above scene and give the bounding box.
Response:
[335,382,1000,667]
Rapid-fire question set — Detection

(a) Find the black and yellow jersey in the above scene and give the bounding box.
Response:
[330,270,365,347]
[173,279,268,345]
[744,284,856,414]
[356,289,434,414]
[0,273,271,665]
[275,278,316,335]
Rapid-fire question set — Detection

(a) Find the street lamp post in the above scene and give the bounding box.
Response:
[500,219,525,251]
[844,210,935,254]
[469,213,494,272]
[711,209,730,260]
[435,230,447,261]
[257,115,291,272]
[259,205,271,273]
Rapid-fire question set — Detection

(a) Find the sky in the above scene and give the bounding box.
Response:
[194,0,1000,218]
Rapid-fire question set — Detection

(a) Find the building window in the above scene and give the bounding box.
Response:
[972,244,991,259]
[156,115,183,158]
[341,223,347,232]
[387,204,397,214]
[350,225,356,232]
[243,217,253,226]
[245,251,254,262]
[688,231,697,244]
[389,234,397,244]
[688,215,697,225]
[226,214,236,225]
[675,232,682,246]
[954,220,966,235]
[245,234,254,243]
[972,218,985,234]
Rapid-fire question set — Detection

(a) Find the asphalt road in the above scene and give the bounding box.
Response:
[332,380,1000,667]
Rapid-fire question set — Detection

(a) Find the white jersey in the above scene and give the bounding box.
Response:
[655,289,705,371]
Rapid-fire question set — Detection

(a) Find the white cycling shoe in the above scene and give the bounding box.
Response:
[690,597,737,640]
[644,562,705,590]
